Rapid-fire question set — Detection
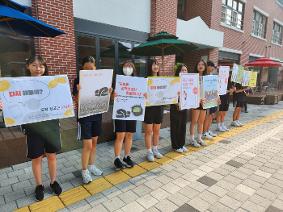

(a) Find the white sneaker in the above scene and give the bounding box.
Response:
[236,120,244,126]
[217,126,226,132]
[82,169,92,184]
[175,148,184,153]
[182,146,188,152]
[88,165,103,176]
[146,151,155,162]
[198,138,207,146]
[190,138,201,147]
[231,121,240,127]
[203,132,213,140]
[222,125,229,131]
[208,131,217,137]
[153,149,163,159]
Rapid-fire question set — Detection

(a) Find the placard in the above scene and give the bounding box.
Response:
[180,73,199,110]
[218,66,230,95]
[78,69,113,118]
[112,75,147,121]
[201,75,219,109]
[0,75,74,127]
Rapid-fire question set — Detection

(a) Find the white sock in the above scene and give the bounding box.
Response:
[198,134,202,140]
[217,123,221,128]
[115,155,120,160]
[153,146,158,151]
[124,154,130,158]
[82,169,88,174]
[88,164,95,169]
[190,135,194,139]
[221,122,225,127]
[147,149,153,153]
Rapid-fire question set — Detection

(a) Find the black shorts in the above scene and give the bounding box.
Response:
[80,120,102,140]
[209,106,218,114]
[235,93,245,108]
[115,120,136,133]
[144,106,164,124]
[26,130,61,159]
[219,94,229,111]
[194,104,206,110]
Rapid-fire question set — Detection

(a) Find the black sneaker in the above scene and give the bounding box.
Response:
[35,185,44,201]
[123,156,135,168]
[114,158,125,170]
[50,181,62,195]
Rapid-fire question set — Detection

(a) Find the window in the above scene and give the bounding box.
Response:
[77,35,97,66]
[100,38,115,70]
[277,0,283,7]
[252,10,267,38]
[272,22,283,45]
[177,0,186,20]
[221,0,244,30]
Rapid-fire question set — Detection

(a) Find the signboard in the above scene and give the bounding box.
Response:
[180,73,199,110]
[248,71,258,87]
[78,69,113,118]
[218,66,230,95]
[201,75,219,109]
[112,75,147,121]
[0,75,74,127]
[146,77,180,106]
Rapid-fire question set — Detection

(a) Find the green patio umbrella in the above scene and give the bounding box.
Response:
[131,31,197,69]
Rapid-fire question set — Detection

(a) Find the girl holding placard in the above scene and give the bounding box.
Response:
[23,56,62,201]
[170,63,189,152]
[144,59,164,162]
[73,56,104,184]
[189,60,207,147]
[231,83,246,127]
[113,61,137,169]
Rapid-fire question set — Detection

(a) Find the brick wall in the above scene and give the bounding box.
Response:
[32,0,76,86]
[151,0,178,75]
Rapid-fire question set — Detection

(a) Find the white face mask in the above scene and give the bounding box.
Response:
[123,67,133,76]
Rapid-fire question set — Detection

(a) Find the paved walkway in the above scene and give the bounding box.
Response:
[0,102,283,211]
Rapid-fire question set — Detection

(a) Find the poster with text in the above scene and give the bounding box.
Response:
[78,69,113,118]
[231,64,238,83]
[112,75,147,121]
[146,77,180,106]
[201,75,219,109]
[218,66,230,95]
[242,70,251,86]
[180,73,199,110]
[0,75,74,127]
[248,71,258,87]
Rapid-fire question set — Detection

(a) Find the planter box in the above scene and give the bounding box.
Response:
[246,95,265,105]
[265,95,279,105]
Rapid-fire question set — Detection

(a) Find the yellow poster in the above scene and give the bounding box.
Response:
[248,72,258,87]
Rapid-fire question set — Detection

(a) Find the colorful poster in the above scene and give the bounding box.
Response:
[78,69,113,118]
[112,75,147,121]
[146,77,180,106]
[180,73,199,110]
[0,75,74,127]
[248,71,258,87]
[231,64,238,83]
[201,75,219,109]
[218,66,230,95]
[242,70,251,86]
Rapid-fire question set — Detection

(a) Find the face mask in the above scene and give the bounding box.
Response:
[123,67,133,76]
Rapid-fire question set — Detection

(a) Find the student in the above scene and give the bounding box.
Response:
[170,63,189,153]
[189,60,207,147]
[113,61,138,169]
[231,83,246,127]
[23,56,62,201]
[73,56,104,184]
[217,75,235,131]
[203,61,218,140]
[144,59,164,162]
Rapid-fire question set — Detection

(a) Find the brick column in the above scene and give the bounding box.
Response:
[32,0,76,86]
[150,0,178,75]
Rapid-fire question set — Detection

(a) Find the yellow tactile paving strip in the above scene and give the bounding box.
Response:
[15,110,283,212]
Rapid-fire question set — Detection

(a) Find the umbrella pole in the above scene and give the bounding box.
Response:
[161,47,164,72]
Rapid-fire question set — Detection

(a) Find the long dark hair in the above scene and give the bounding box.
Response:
[26,55,48,76]
[193,59,207,75]
[146,58,159,77]
[175,63,188,76]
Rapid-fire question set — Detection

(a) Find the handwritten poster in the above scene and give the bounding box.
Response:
[180,73,199,110]
[78,69,113,118]
[248,71,258,87]
[218,66,230,95]
[146,77,180,106]
[0,75,74,127]
[201,75,219,109]
[112,75,147,121]
[242,70,251,86]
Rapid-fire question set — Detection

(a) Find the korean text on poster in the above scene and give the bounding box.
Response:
[218,66,230,95]
[201,75,219,109]
[180,73,199,110]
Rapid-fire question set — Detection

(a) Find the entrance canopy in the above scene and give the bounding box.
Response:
[177,16,224,49]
